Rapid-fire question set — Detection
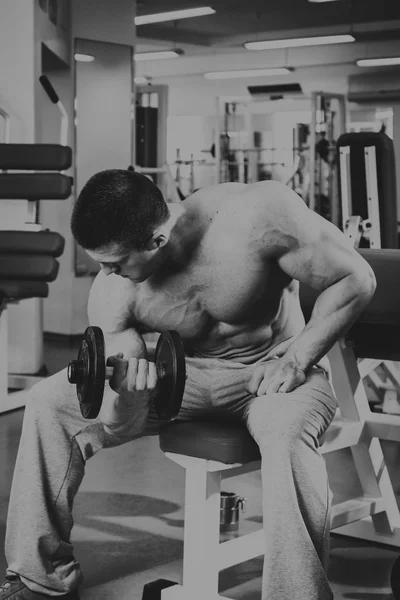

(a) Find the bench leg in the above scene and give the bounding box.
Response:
[162,460,226,600]
[0,304,30,414]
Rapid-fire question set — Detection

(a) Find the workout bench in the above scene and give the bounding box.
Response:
[151,248,400,600]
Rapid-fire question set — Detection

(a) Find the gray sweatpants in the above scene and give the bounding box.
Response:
[5,355,337,599]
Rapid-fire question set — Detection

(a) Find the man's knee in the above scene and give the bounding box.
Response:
[246,393,319,449]
[26,369,77,421]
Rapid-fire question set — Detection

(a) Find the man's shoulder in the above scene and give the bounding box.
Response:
[207,180,289,223]
[196,180,287,207]
[190,181,296,241]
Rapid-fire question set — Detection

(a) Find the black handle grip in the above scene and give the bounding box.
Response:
[39,75,59,104]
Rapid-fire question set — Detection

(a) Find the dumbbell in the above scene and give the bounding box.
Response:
[67,326,186,420]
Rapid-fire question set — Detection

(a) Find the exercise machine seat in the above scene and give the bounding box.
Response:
[0,255,60,282]
[0,231,64,257]
[159,421,261,464]
[0,230,65,302]
[0,144,72,171]
[0,173,72,200]
[0,281,49,303]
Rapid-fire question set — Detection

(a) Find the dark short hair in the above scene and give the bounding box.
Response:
[70,169,170,251]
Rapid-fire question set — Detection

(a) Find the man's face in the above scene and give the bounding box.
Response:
[87,243,156,282]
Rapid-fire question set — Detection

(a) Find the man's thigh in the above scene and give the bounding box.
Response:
[145,355,214,434]
[244,367,338,444]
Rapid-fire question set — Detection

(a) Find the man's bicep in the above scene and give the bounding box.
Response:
[87,270,136,333]
[87,271,148,358]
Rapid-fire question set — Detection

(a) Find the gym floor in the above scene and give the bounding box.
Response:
[1,336,400,599]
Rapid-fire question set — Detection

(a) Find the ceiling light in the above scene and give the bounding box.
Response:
[204,68,292,80]
[307,0,340,3]
[135,6,215,26]
[357,57,400,67]
[245,34,355,51]
[74,53,95,62]
[134,50,182,61]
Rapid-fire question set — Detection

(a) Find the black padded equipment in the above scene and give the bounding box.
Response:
[0,231,65,256]
[68,327,187,421]
[300,248,400,360]
[0,173,72,199]
[0,144,72,171]
[337,131,398,249]
[142,579,178,600]
[159,421,261,464]
[391,556,400,599]
[0,255,60,282]
[0,280,49,302]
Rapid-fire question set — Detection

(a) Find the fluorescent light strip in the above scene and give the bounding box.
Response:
[135,50,181,61]
[74,53,95,62]
[204,68,291,80]
[357,57,400,67]
[135,6,215,25]
[245,34,355,50]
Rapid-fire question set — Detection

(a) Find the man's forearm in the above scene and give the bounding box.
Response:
[282,273,375,372]
[101,327,150,438]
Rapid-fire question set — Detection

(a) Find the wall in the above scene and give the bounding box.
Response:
[41,0,136,335]
[34,0,70,66]
[0,0,35,225]
[74,38,134,278]
[71,0,136,46]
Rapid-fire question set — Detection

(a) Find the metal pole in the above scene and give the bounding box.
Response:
[364,146,382,248]
[309,92,318,211]
[339,146,352,232]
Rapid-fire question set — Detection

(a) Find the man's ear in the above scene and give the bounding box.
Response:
[146,232,168,251]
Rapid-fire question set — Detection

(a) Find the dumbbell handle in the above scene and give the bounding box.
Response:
[68,359,166,385]
[104,363,166,380]
[105,367,114,379]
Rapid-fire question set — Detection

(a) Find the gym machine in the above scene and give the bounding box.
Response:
[0,76,71,413]
[308,92,347,227]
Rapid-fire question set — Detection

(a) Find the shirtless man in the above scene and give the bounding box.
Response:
[2,169,376,600]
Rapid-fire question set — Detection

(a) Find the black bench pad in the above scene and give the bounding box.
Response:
[300,248,400,360]
[0,144,72,170]
[0,255,59,282]
[0,280,49,302]
[0,231,65,257]
[159,421,261,465]
[0,173,72,199]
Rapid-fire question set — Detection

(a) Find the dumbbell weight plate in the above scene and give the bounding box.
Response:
[68,326,105,419]
[154,330,186,420]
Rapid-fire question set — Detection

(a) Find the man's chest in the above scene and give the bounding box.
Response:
[132,253,288,337]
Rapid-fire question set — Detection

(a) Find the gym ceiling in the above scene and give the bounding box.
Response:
[135,0,400,56]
